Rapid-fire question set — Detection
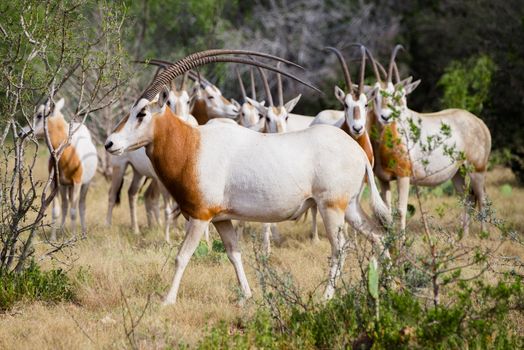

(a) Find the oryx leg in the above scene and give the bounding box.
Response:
[452,172,473,235]
[128,169,145,234]
[163,218,209,305]
[397,177,410,232]
[144,179,161,228]
[262,223,272,255]
[345,196,389,258]
[59,185,69,230]
[50,183,62,241]
[470,171,488,233]
[68,183,82,235]
[106,164,126,227]
[319,204,347,300]
[379,179,392,215]
[79,183,90,237]
[311,206,320,242]
[213,220,252,300]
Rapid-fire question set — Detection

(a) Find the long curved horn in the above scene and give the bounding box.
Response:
[136,59,212,87]
[358,45,366,96]
[276,62,283,107]
[236,68,247,101]
[142,55,320,102]
[250,68,256,100]
[377,62,388,81]
[387,44,404,83]
[393,62,401,84]
[254,64,273,107]
[139,49,313,100]
[325,47,353,97]
[365,48,382,84]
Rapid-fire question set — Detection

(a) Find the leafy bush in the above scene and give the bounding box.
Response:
[438,55,495,115]
[0,260,75,311]
[197,277,524,349]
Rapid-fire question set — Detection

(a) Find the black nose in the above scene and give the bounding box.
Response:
[104,141,113,150]
[381,115,391,121]
[353,125,363,133]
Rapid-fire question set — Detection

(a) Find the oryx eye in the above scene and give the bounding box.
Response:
[241,112,245,117]
[344,103,348,109]
[137,111,146,119]
[208,96,214,100]
[285,116,289,121]
[36,114,42,120]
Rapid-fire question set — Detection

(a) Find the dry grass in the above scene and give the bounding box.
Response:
[0,154,523,349]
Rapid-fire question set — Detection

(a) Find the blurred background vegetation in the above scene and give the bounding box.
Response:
[2,0,523,172]
[122,0,523,152]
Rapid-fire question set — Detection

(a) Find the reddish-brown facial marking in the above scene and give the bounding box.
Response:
[47,116,83,185]
[353,106,361,120]
[148,108,220,220]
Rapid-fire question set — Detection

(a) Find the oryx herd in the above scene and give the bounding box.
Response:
[23,45,491,305]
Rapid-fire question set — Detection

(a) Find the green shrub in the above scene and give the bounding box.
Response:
[197,277,524,349]
[0,260,75,311]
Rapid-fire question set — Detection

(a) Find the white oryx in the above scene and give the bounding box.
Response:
[21,98,98,239]
[106,75,197,242]
[104,49,391,305]
[311,45,377,167]
[367,46,491,233]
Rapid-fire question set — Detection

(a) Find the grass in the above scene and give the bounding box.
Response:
[0,150,522,349]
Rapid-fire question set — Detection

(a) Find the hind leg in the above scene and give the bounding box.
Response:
[69,183,82,235]
[345,196,389,259]
[106,164,126,227]
[262,223,272,255]
[50,184,62,241]
[397,177,410,232]
[79,183,90,237]
[311,206,320,242]
[470,171,488,233]
[144,180,161,228]
[318,204,347,300]
[452,172,474,235]
[59,185,69,234]
[128,170,145,234]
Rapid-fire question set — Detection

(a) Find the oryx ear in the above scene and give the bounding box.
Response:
[404,80,421,95]
[55,98,65,113]
[334,86,346,103]
[365,86,379,101]
[158,85,170,108]
[44,99,52,116]
[398,76,413,87]
[246,97,266,113]
[231,98,241,109]
[259,100,266,107]
[284,94,301,113]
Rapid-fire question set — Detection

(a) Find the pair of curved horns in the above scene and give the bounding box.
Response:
[325,44,367,97]
[139,49,318,101]
[236,68,258,102]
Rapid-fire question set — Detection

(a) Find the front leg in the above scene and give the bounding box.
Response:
[163,218,209,305]
[378,179,392,215]
[213,220,252,301]
[397,177,410,232]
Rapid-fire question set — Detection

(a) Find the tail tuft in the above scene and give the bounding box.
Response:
[365,162,392,226]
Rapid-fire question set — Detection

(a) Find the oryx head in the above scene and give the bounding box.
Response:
[236,68,266,131]
[104,49,321,155]
[20,97,66,138]
[246,63,301,134]
[366,45,420,125]
[165,73,193,119]
[327,45,377,138]
[199,83,240,119]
